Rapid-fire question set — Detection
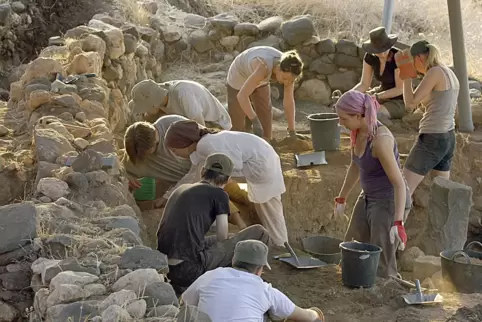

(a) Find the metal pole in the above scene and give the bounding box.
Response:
[447,0,474,132]
[382,0,395,33]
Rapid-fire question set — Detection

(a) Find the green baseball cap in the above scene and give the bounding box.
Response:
[410,40,430,57]
[128,79,169,115]
[204,153,234,177]
[233,240,271,270]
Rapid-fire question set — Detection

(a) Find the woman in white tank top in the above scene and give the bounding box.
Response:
[398,41,459,198]
[226,46,308,142]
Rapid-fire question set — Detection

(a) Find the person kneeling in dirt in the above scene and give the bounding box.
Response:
[128,79,232,130]
[333,90,411,278]
[164,119,289,247]
[181,239,325,322]
[123,115,247,224]
[156,153,271,294]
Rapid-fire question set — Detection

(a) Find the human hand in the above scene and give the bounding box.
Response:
[309,307,325,322]
[251,116,263,137]
[334,197,346,217]
[390,220,407,251]
[289,130,310,141]
[128,179,142,190]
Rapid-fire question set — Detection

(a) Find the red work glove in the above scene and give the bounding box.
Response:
[390,220,407,251]
[395,50,418,80]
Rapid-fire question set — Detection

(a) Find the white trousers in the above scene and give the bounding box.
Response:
[254,195,288,246]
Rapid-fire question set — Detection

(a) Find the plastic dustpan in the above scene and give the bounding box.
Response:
[133,177,156,201]
[275,242,327,269]
[295,151,327,168]
[402,279,443,305]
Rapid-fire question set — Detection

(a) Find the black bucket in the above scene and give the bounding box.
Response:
[302,235,343,264]
[340,241,382,288]
[307,113,341,151]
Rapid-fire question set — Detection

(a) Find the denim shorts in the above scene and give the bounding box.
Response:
[404,130,456,175]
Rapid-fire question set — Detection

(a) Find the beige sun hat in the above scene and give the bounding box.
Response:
[128,79,169,114]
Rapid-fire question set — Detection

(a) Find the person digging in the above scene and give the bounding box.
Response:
[123,114,249,229]
[156,153,271,294]
[181,239,325,322]
[128,79,232,130]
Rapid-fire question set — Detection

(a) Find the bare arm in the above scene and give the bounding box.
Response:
[283,81,296,131]
[352,62,374,93]
[236,59,269,120]
[215,214,229,241]
[377,68,403,100]
[287,307,320,321]
[403,67,440,111]
[337,152,360,199]
[372,134,406,221]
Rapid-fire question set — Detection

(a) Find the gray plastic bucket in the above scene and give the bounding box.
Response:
[307,113,341,151]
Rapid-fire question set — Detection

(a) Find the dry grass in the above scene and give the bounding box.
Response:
[211,0,482,78]
[116,0,152,26]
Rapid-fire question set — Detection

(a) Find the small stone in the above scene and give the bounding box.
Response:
[143,282,178,308]
[28,90,51,110]
[0,125,8,137]
[184,14,206,28]
[127,299,147,319]
[257,16,283,33]
[280,15,315,46]
[70,149,104,173]
[99,289,137,311]
[0,300,19,321]
[74,138,89,150]
[50,271,99,291]
[37,177,70,200]
[46,283,85,307]
[75,112,87,122]
[84,283,107,297]
[101,305,132,322]
[112,268,164,293]
[11,1,26,13]
[177,304,211,322]
[0,203,37,254]
[119,245,168,270]
[39,196,52,203]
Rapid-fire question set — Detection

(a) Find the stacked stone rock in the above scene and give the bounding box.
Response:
[0,203,38,321]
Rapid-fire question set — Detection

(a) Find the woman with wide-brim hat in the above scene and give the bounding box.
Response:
[352,26,406,121]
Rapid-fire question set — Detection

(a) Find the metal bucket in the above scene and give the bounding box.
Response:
[302,235,343,264]
[440,241,482,294]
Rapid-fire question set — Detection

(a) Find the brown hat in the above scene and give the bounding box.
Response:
[362,27,398,54]
[128,79,169,115]
[204,153,234,177]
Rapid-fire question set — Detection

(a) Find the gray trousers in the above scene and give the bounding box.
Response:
[344,193,411,278]
[168,225,271,292]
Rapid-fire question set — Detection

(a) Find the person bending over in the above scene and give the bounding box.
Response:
[156,153,270,293]
[182,239,325,322]
[227,46,308,142]
[129,79,232,130]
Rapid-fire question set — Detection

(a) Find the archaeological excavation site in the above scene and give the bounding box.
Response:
[0,0,482,321]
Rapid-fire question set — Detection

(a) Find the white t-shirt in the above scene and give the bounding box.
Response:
[165,80,232,130]
[187,132,286,204]
[182,267,295,322]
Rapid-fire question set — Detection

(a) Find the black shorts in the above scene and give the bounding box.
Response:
[404,130,456,175]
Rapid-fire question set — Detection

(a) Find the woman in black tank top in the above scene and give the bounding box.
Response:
[351,27,406,121]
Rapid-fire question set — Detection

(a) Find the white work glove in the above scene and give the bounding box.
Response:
[333,197,346,217]
[389,220,407,251]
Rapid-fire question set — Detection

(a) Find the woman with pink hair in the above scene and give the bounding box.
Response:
[333,90,411,278]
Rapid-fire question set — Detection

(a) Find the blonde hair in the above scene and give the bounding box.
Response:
[123,121,157,164]
[424,44,442,70]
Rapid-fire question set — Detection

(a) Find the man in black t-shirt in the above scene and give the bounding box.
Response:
[157,152,271,293]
